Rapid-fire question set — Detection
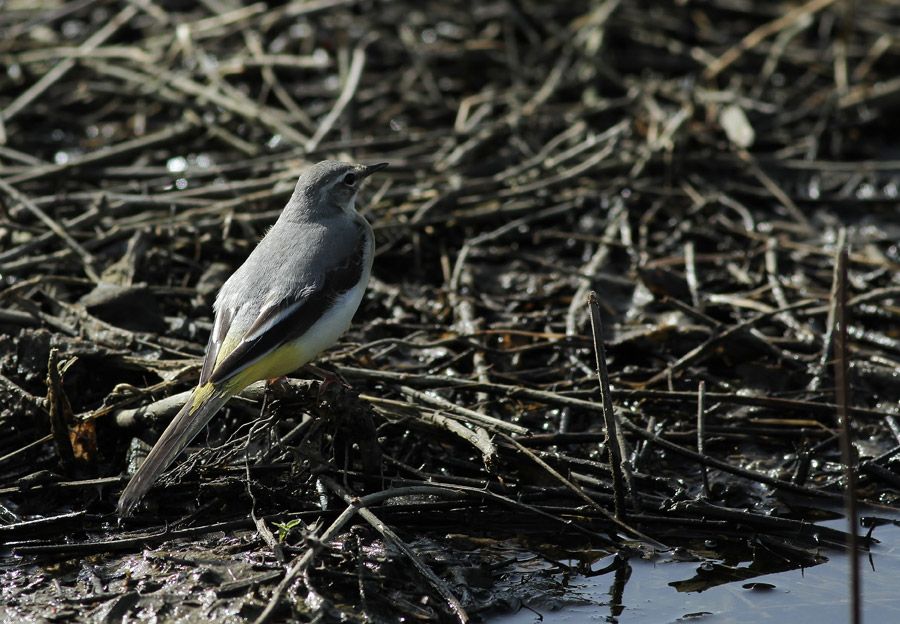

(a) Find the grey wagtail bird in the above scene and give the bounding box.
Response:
[117,160,387,516]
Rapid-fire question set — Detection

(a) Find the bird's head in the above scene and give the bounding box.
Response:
[287,160,388,219]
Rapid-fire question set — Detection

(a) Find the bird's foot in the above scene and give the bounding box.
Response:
[265,375,290,389]
[304,364,352,398]
[261,376,291,414]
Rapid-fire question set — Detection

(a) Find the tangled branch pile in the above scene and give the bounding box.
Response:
[1,0,899,621]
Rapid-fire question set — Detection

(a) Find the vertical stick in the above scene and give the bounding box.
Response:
[833,237,860,624]
[46,348,75,470]
[587,291,627,519]
[810,229,847,391]
[684,241,701,309]
[697,381,710,498]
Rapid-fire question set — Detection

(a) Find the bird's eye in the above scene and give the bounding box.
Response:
[342,172,358,187]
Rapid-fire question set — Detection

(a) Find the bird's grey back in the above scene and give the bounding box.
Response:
[219,214,364,314]
[214,159,372,331]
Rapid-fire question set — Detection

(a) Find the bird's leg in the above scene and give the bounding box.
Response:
[304,363,352,397]
[262,376,289,414]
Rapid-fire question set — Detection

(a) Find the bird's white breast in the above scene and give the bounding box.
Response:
[293,275,369,365]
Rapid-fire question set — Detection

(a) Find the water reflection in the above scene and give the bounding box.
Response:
[495,517,900,623]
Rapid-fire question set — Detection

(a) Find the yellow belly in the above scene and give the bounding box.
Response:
[235,340,309,384]
[198,276,369,405]
[191,342,306,410]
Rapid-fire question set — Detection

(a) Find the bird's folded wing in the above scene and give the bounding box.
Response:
[206,233,368,386]
[207,290,318,385]
[198,306,234,386]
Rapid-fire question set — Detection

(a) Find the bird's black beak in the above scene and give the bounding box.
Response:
[360,162,389,178]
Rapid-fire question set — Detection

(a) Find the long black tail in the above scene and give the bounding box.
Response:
[118,387,231,517]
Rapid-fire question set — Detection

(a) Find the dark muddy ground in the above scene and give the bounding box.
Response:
[1,1,899,622]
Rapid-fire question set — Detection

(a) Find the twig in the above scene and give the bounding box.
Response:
[833,234,861,624]
[336,366,894,422]
[395,385,529,435]
[587,291,629,518]
[697,381,710,498]
[810,228,848,391]
[737,149,812,232]
[641,299,817,387]
[684,241,701,309]
[336,366,851,503]
[703,0,840,80]
[501,430,662,547]
[0,179,100,281]
[671,500,868,548]
[45,348,75,470]
[306,43,369,151]
[0,434,53,466]
[253,502,359,624]
[0,4,139,128]
[321,477,470,624]
[416,409,497,470]
[3,118,198,186]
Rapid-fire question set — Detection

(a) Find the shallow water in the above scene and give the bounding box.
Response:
[495,516,900,623]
